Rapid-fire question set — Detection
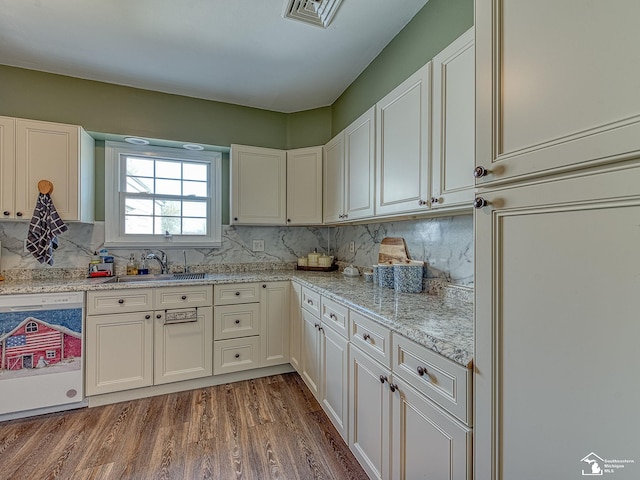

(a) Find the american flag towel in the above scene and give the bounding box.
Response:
[26,193,68,266]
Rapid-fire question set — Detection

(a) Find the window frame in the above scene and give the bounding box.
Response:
[105,141,222,248]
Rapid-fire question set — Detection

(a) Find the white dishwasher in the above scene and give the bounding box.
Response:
[0,291,86,421]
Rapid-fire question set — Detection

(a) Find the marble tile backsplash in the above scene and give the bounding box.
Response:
[0,215,473,285]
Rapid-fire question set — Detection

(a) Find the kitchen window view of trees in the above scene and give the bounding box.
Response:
[104,142,222,247]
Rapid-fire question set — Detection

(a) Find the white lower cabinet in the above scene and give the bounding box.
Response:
[320,320,349,442]
[349,344,391,480]
[300,307,322,398]
[260,281,290,367]
[86,286,214,396]
[289,281,302,372]
[391,375,471,480]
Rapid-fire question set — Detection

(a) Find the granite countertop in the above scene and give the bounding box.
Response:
[0,270,473,367]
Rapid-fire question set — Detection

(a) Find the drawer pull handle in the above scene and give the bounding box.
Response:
[417,366,428,377]
[314,323,320,329]
[118,299,125,304]
[181,295,187,300]
[388,382,398,393]
[307,299,314,305]
[235,353,240,359]
[235,319,240,324]
[235,291,241,296]
[380,375,387,384]
[318,326,324,333]
[145,315,151,319]
[363,333,371,341]
[329,313,337,320]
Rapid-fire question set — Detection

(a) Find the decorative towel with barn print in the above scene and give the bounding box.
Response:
[26,193,68,265]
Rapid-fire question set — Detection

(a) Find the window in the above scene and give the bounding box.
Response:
[26,321,38,333]
[46,350,56,359]
[105,142,222,247]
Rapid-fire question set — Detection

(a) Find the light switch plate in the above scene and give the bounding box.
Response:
[252,239,265,252]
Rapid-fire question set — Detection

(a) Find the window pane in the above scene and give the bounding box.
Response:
[125,215,153,234]
[155,217,181,235]
[126,157,154,177]
[125,198,153,216]
[156,160,182,179]
[156,200,181,217]
[183,218,207,235]
[156,179,181,195]
[183,201,207,217]
[183,163,207,181]
[183,180,207,197]
[126,176,154,194]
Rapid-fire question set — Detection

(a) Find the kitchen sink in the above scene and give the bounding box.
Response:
[104,273,205,283]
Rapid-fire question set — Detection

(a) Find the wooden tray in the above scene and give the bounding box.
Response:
[296,264,338,272]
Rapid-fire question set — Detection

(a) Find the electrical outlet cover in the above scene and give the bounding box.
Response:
[252,239,265,252]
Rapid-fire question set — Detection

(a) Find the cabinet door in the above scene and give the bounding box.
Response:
[15,119,80,220]
[431,28,475,210]
[231,144,286,225]
[475,165,640,479]
[391,376,471,480]
[345,106,375,221]
[476,0,640,186]
[286,146,323,225]
[349,345,391,480]
[376,63,431,216]
[154,306,213,385]
[320,324,349,442]
[289,281,302,373]
[86,312,154,395]
[260,281,290,367]
[0,116,15,219]
[323,132,345,223]
[300,308,321,399]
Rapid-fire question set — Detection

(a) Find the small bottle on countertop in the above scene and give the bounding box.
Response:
[126,254,138,275]
[138,254,148,275]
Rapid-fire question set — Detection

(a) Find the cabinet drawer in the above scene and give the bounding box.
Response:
[213,336,261,375]
[321,296,348,338]
[155,285,213,309]
[392,334,471,425]
[214,303,261,340]
[349,310,392,368]
[301,286,321,316]
[214,283,260,305]
[87,289,153,315]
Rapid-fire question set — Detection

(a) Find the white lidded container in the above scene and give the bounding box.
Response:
[393,260,424,293]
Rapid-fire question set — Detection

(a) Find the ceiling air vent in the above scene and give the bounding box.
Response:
[283,0,344,28]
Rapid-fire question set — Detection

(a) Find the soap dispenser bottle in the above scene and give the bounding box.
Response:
[126,254,138,275]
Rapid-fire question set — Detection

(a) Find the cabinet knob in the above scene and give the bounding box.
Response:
[235,319,240,324]
[145,315,151,319]
[473,197,488,209]
[3,211,9,216]
[380,375,387,384]
[363,333,371,341]
[156,314,162,319]
[118,299,125,304]
[235,353,240,359]
[287,219,291,223]
[388,382,398,393]
[234,217,238,221]
[262,284,267,288]
[418,200,427,206]
[181,295,187,300]
[235,291,241,296]
[16,211,23,217]
[473,166,489,178]
[344,214,348,219]
[417,366,428,377]
[431,197,440,204]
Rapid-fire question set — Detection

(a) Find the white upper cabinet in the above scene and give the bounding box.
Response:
[286,146,322,225]
[475,0,640,186]
[323,132,345,223]
[431,28,475,210]
[375,63,431,216]
[231,144,287,225]
[1,116,94,222]
[231,144,322,226]
[323,106,375,224]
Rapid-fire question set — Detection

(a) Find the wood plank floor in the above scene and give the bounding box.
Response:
[0,373,368,480]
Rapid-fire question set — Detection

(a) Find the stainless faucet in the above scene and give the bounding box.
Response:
[146,250,168,274]
[183,250,189,274]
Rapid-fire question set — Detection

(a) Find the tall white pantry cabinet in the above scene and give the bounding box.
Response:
[474,1,640,479]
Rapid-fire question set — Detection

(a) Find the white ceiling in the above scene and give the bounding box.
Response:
[0,0,430,113]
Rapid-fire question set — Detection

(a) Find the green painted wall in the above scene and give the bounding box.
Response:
[286,107,332,149]
[331,0,474,135]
